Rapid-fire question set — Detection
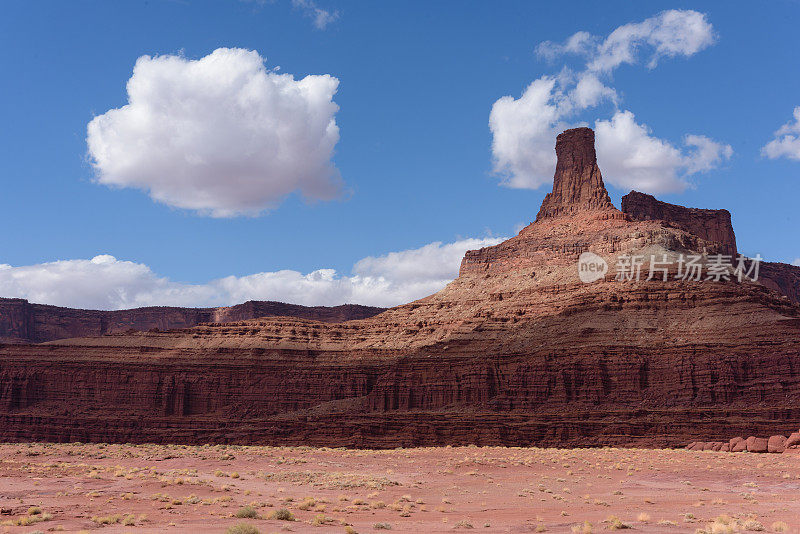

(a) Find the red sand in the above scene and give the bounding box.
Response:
[0,442,798,533]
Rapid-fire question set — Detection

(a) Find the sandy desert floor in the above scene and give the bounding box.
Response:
[0,442,798,533]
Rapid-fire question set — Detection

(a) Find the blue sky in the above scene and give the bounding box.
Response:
[0,1,798,309]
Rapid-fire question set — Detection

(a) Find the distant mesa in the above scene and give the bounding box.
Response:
[0,298,385,344]
[1,127,799,449]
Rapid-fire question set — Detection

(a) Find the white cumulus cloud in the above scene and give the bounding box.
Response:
[490,76,573,189]
[490,10,729,194]
[0,237,504,310]
[683,134,734,174]
[536,10,714,72]
[595,111,733,193]
[762,106,800,161]
[587,9,715,72]
[87,48,343,217]
[793,258,800,267]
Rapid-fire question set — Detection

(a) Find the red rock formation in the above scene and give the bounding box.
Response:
[768,435,787,453]
[621,191,737,257]
[536,128,617,220]
[746,436,769,453]
[0,298,385,344]
[732,439,748,453]
[620,192,800,304]
[759,262,800,305]
[685,429,800,454]
[1,127,799,449]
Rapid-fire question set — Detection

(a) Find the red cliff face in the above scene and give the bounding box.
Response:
[621,190,738,257]
[1,127,799,449]
[759,262,800,305]
[620,190,800,305]
[0,299,385,343]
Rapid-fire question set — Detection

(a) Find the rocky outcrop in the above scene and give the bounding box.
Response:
[621,191,737,257]
[686,433,795,453]
[1,127,798,449]
[536,128,618,220]
[619,192,800,305]
[759,261,800,305]
[0,298,385,344]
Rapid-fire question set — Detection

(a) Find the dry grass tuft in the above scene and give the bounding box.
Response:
[571,521,592,534]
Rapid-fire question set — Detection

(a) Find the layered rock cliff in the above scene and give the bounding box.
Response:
[1,127,798,448]
[620,190,800,304]
[0,298,385,344]
[621,190,737,257]
[759,261,800,305]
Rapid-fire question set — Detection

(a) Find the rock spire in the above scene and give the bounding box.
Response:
[536,127,615,220]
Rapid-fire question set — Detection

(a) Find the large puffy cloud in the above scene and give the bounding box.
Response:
[87,48,342,217]
[595,111,733,193]
[490,76,571,189]
[0,237,504,310]
[762,106,800,161]
[491,10,729,194]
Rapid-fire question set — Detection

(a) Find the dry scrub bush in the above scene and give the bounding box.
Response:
[235,505,259,519]
[267,508,295,521]
[226,523,260,534]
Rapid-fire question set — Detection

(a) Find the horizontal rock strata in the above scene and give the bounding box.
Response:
[1,127,798,448]
[0,298,385,344]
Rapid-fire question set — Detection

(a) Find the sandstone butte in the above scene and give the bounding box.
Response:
[1,127,799,449]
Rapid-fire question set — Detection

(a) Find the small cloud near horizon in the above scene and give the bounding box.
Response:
[0,237,505,310]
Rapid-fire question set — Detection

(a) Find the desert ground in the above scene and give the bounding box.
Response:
[0,443,798,534]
